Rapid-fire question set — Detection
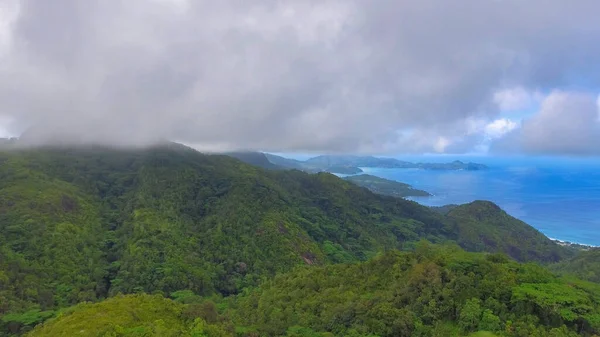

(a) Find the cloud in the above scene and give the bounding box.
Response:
[1,0,600,153]
[491,91,600,155]
[493,87,542,112]
[485,119,519,139]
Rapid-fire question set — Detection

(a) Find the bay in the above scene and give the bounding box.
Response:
[358,156,600,246]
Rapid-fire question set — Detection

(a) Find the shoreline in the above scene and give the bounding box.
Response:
[549,237,599,249]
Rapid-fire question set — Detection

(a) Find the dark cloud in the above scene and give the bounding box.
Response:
[1,0,600,153]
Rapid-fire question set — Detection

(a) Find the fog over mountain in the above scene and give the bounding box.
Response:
[1,0,600,154]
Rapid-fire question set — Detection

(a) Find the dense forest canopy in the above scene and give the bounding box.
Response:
[0,143,596,336]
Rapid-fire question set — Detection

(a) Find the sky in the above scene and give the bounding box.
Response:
[1,0,600,155]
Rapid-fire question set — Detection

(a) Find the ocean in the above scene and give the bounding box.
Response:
[358,156,600,246]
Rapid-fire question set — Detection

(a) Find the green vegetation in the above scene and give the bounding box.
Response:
[27,294,232,337]
[227,244,600,336]
[551,249,600,283]
[343,174,431,198]
[27,245,600,337]
[447,201,570,262]
[0,143,591,336]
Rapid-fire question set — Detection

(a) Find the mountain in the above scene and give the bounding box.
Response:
[447,201,569,262]
[27,246,600,337]
[0,144,571,335]
[343,174,431,198]
[263,153,306,170]
[304,154,414,168]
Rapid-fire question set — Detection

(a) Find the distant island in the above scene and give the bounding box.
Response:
[343,174,431,198]
[262,153,488,172]
[225,152,488,175]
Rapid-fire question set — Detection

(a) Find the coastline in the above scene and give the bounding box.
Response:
[550,237,599,250]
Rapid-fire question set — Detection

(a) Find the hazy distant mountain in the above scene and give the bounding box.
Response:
[225,151,283,170]
[277,154,488,171]
[263,153,306,170]
[304,155,415,168]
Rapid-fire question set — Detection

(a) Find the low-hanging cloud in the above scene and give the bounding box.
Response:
[1,0,600,153]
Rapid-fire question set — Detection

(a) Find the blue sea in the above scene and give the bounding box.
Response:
[358,156,600,246]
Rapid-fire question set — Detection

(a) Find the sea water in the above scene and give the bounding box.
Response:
[359,156,600,246]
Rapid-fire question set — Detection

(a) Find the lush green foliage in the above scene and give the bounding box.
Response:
[227,244,599,336]
[27,294,232,337]
[551,249,600,283]
[0,144,579,335]
[447,201,570,262]
[27,246,600,337]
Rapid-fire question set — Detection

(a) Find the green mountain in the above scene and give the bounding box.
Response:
[343,174,431,198]
[0,144,576,335]
[27,245,600,337]
[446,201,570,262]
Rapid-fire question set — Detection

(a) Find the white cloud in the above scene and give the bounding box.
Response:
[0,114,14,138]
[485,118,519,139]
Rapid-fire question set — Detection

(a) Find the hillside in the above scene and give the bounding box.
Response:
[27,246,600,337]
[343,174,431,198]
[224,152,283,170]
[0,144,570,335]
[227,245,600,336]
[447,201,568,262]
[551,248,600,283]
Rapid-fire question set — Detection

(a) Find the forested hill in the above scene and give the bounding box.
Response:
[0,143,573,335]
